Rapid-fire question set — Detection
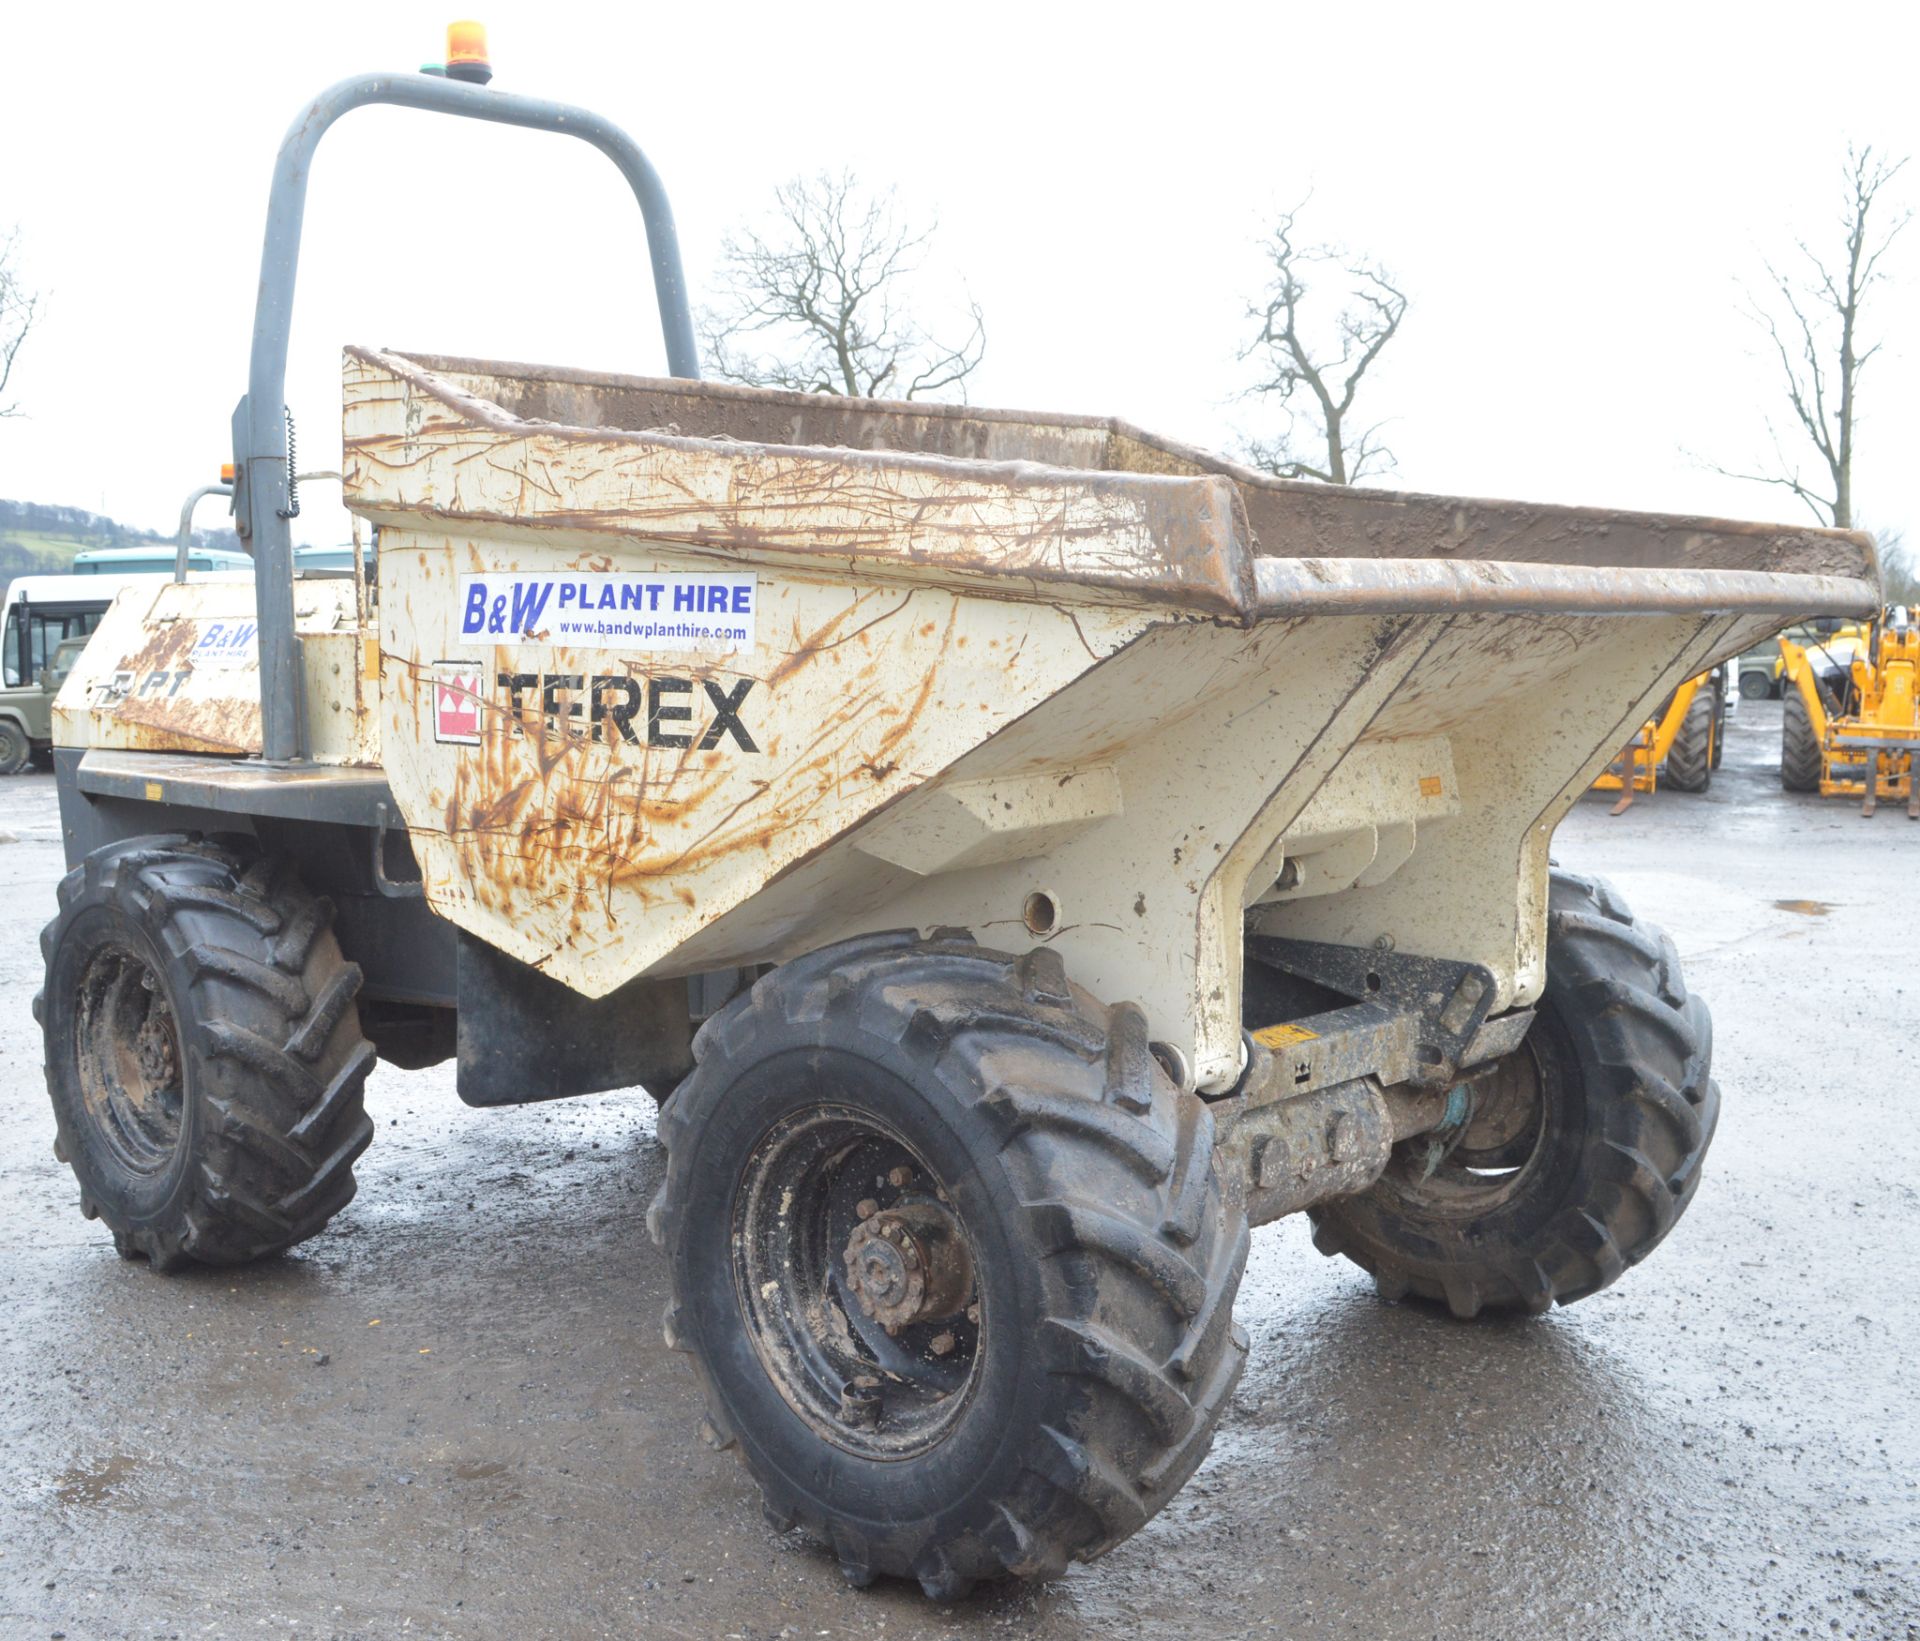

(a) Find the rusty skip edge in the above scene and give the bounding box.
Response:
[341,347,1257,619]
[1252,558,1879,618]
[342,347,1878,623]
[378,347,1876,567]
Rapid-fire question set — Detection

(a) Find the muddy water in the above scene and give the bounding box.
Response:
[1,703,1915,1639]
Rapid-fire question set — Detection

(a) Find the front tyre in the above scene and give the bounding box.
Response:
[1308,870,1718,1319]
[649,933,1248,1597]
[37,837,376,1269]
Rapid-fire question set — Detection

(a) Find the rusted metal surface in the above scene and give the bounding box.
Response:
[386,351,1880,587]
[63,346,1884,1093]
[344,349,1253,618]
[55,578,373,763]
[374,529,1159,1002]
[1251,556,1870,617]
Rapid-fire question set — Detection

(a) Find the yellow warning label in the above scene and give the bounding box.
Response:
[1418,775,1444,798]
[144,781,164,802]
[1253,1021,1320,1050]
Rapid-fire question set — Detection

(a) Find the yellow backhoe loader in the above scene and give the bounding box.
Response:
[1590,666,1724,811]
[1780,606,1920,817]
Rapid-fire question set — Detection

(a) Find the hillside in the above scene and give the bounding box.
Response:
[0,498,242,580]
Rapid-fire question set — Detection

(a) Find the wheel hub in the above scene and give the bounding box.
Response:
[1452,1047,1544,1171]
[842,1201,973,1335]
[733,1105,986,1458]
[134,1001,180,1094]
[76,944,186,1176]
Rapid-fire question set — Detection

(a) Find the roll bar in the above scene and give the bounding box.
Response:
[173,482,234,582]
[234,70,699,761]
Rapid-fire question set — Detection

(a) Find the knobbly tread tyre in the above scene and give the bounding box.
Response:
[649,932,1249,1597]
[1780,687,1822,792]
[37,835,375,1269]
[1662,688,1714,792]
[1307,869,1718,1319]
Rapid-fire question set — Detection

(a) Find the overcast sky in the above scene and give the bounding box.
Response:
[3,1,1916,562]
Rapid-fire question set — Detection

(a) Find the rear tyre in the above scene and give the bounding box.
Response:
[650,932,1248,1596]
[1738,669,1773,701]
[0,720,29,775]
[37,837,376,1269]
[1662,687,1715,792]
[1307,870,1718,1319]
[1780,687,1822,792]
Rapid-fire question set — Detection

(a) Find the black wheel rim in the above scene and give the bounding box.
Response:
[74,943,185,1176]
[732,1104,983,1460]
[1378,1015,1560,1216]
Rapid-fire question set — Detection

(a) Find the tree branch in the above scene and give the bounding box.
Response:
[0,227,43,419]
[1718,143,1909,529]
[1238,202,1405,485]
[699,173,984,401]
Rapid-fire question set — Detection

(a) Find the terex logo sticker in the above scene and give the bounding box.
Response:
[459,572,755,653]
[433,662,485,744]
[498,673,759,752]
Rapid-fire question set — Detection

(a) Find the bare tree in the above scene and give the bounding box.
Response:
[700,172,985,401]
[1,227,43,419]
[1874,527,1918,604]
[1716,146,1909,529]
[1239,203,1407,485]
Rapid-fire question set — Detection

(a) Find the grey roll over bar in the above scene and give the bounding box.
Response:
[173,482,234,582]
[233,70,699,762]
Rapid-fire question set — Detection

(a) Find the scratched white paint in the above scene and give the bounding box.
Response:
[56,349,1864,1094]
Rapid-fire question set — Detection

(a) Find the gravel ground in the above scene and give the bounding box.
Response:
[1,698,1915,1640]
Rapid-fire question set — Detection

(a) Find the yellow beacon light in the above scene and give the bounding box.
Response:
[444,21,493,85]
[219,463,236,484]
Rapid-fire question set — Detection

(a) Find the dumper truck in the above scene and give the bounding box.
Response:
[35,40,1880,1602]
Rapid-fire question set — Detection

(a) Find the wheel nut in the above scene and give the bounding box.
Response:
[887,1165,913,1189]
[855,1198,878,1220]
[930,1331,956,1357]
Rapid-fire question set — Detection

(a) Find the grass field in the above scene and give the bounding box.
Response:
[0,525,153,580]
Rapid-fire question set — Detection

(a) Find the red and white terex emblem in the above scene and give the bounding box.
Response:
[433,662,484,744]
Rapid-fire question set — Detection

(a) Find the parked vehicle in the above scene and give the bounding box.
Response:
[1590,663,1729,807]
[1780,607,1919,816]
[33,33,1881,1601]
[0,576,122,772]
[1,512,259,771]
[72,545,254,576]
[1738,619,1860,698]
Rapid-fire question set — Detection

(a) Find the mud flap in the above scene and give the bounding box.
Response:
[455,931,694,1104]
